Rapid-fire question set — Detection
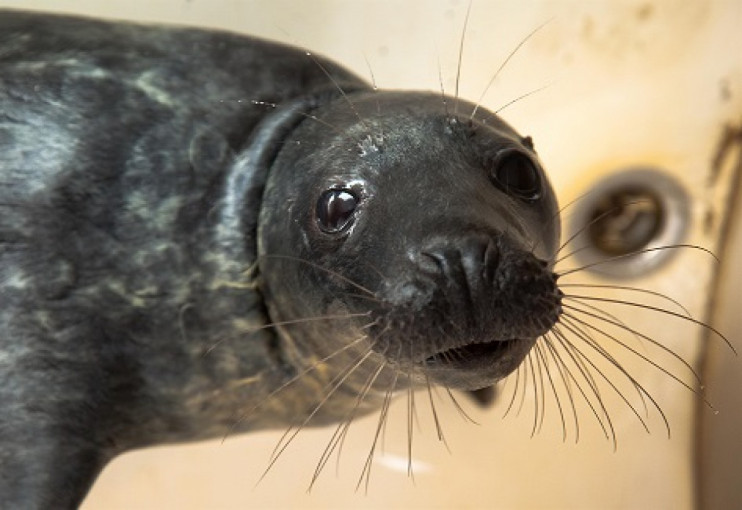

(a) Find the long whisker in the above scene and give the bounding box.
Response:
[564,294,734,352]
[260,348,376,482]
[563,303,702,386]
[534,340,567,440]
[445,387,480,425]
[559,283,692,317]
[516,355,531,417]
[560,315,651,418]
[554,199,654,257]
[249,100,363,145]
[557,244,720,277]
[561,318,652,414]
[558,318,669,439]
[470,19,552,119]
[493,83,553,115]
[406,370,416,479]
[565,299,650,358]
[564,308,715,412]
[205,312,371,355]
[502,362,523,419]
[436,51,450,117]
[550,326,617,446]
[530,190,595,259]
[452,0,473,116]
[362,54,382,115]
[300,50,371,133]
[424,374,449,449]
[260,254,377,297]
[357,367,400,493]
[540,334,580,442]
[553,244,592,266]
[310,359,387,489]
[528,350,541,437]
[408,335,421,478]
[225,335,369,441]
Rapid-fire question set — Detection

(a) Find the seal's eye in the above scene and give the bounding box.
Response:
[490,149,541,201]
[316,189,359,233]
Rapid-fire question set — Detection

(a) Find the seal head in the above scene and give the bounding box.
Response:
[258,91,562,393]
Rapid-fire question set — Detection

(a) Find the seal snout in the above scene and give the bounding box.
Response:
[417,233,562,341]
[371,232,562,388]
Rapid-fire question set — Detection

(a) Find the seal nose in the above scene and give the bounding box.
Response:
[419,235,501,295]
[417,233,562,340]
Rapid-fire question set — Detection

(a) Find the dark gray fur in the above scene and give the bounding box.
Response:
[0,11,561,508]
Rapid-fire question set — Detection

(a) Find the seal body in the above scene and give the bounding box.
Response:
[0,11,561,508]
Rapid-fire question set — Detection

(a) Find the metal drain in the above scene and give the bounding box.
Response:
[568,168,690,279]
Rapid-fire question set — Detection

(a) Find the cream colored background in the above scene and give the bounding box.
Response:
[0,1,740,508]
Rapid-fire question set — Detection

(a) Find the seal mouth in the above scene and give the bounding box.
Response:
[423,338,520,370]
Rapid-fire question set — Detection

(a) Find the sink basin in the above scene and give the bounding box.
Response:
[1,1,738,508]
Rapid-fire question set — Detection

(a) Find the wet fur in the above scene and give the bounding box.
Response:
[0,9,731,509]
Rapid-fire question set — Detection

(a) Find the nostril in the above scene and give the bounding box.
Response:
[459,239,484,271]
[457,236,504,290]
[419,236,503,282]
[419,250,446,275]
[482,239,500,283]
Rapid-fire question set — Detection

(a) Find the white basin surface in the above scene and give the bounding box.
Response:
[0,1,739,508]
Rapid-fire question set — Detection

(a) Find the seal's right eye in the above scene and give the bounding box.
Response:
[316,189,359,234]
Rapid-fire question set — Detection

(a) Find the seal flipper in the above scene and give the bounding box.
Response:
[466,386,497,407]
[0,324,110,508]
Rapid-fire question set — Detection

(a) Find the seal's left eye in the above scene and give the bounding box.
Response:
[316,189,359,233]
[490,149,542,201]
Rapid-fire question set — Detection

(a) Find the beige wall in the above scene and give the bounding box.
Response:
[1,1,740,508]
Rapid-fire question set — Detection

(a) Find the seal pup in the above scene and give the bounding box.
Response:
[0,10,562,508]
